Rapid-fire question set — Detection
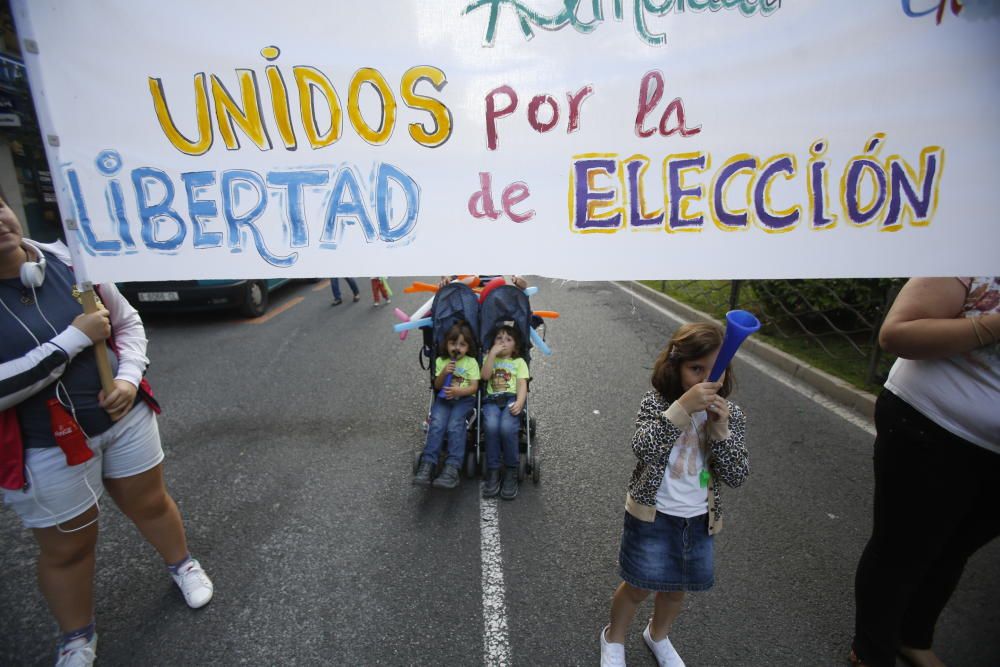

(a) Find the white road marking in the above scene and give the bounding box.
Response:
[480,496,512,666]
[614,282,876,436]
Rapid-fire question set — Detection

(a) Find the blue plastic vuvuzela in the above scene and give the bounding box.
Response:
[438,357,457,398]
[708,310,761,382]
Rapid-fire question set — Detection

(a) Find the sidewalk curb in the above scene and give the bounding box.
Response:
[620,281,878,420]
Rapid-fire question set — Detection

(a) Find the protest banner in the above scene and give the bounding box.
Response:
[11,0,999,282]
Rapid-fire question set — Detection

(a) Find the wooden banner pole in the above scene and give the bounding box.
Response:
[78,281,115,395]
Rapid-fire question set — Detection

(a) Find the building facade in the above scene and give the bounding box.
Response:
[1,1,61,241]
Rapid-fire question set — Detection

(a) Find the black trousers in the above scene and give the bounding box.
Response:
[852,390,1000,666]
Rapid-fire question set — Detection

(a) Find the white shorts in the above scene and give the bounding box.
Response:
[2,402,164,529]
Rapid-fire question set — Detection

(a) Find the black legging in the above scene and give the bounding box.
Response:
[853,390,1000,666]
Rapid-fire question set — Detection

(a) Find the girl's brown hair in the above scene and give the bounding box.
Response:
[491,323,523,359]
[438,321,477,359]
[651,322,734,401]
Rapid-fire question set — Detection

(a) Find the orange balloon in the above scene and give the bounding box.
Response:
[403,281,439,294]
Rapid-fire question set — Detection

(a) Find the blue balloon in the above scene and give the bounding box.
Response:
[530,327,552,356]
[392,316,432,333]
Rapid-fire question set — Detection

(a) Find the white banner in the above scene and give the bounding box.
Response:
[11,0,1000,282]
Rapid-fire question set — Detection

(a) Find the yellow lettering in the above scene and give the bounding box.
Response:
[348,68,396,146]
[400,66,452,148]
[211,70,271,151]
[148,74,213,156]
[293,66,343,149]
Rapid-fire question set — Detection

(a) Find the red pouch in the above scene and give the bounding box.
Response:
[46,398,93,466]
[138,377,161,414]
[0,409,25,490]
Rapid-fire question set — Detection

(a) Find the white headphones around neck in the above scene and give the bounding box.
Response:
[20,245,47,289]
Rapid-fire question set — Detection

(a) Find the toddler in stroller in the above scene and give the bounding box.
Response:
[413,282,481,489]
[478,284,539,499]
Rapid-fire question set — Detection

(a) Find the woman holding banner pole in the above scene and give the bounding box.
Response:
[851,277,1000,667]
[0,191,213,666]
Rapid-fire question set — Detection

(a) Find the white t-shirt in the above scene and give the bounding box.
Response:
[656,411,709,517]
[884,276,999,454]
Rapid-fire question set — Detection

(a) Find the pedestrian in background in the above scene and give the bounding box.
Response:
[371,277,391,306]
[330,277,360,306]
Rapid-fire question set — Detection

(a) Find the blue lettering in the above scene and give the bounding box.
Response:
[105,180,136,251]
[220,170,297,267]
[181,171,223,249]
[320,168,378,248]
[374,163,420,244]
[131,167,186,251]
[267,170,330,248]
[66,169,121,255]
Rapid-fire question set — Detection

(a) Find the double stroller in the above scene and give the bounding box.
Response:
[413,280,540,484]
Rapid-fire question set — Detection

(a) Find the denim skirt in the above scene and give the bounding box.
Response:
[618,510,714,592]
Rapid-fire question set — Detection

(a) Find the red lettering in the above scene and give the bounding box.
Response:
[468,172,501,219]
[485,85,518,151]
[502,182,534,223]
[566,85,593,134]
[527,95,560,133]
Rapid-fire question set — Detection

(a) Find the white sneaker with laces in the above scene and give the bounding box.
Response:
[600,625,626,666]
[643,622,685,667]
[171,558,214,608]
[55,634,97,667]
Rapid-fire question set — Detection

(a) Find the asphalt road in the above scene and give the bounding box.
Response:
[2,278,997,666]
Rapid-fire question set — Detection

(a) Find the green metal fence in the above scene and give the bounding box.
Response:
[647,279,904,389]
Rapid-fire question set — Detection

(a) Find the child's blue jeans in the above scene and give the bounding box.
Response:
[482,393,520,470]
[421,396,474,468]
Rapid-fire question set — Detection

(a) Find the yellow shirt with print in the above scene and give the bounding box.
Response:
[435,356,481,389]
[485,357,530,395]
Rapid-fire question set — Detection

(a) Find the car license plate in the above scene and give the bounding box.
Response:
[137,291,179,302]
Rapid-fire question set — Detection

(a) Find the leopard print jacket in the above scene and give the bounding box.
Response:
[624,390,749,535]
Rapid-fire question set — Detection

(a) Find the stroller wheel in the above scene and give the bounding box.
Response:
[413,450,422,474]
[531,451,540,484]
[464,449,477,479]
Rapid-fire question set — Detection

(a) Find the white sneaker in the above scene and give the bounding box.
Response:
[55,633,97,667]
[171,558,214,608]
[643,622,685,667]
[600,625,626,666]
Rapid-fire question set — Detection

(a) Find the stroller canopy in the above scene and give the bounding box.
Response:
[431,282,481,352]
[479,285,533,363]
